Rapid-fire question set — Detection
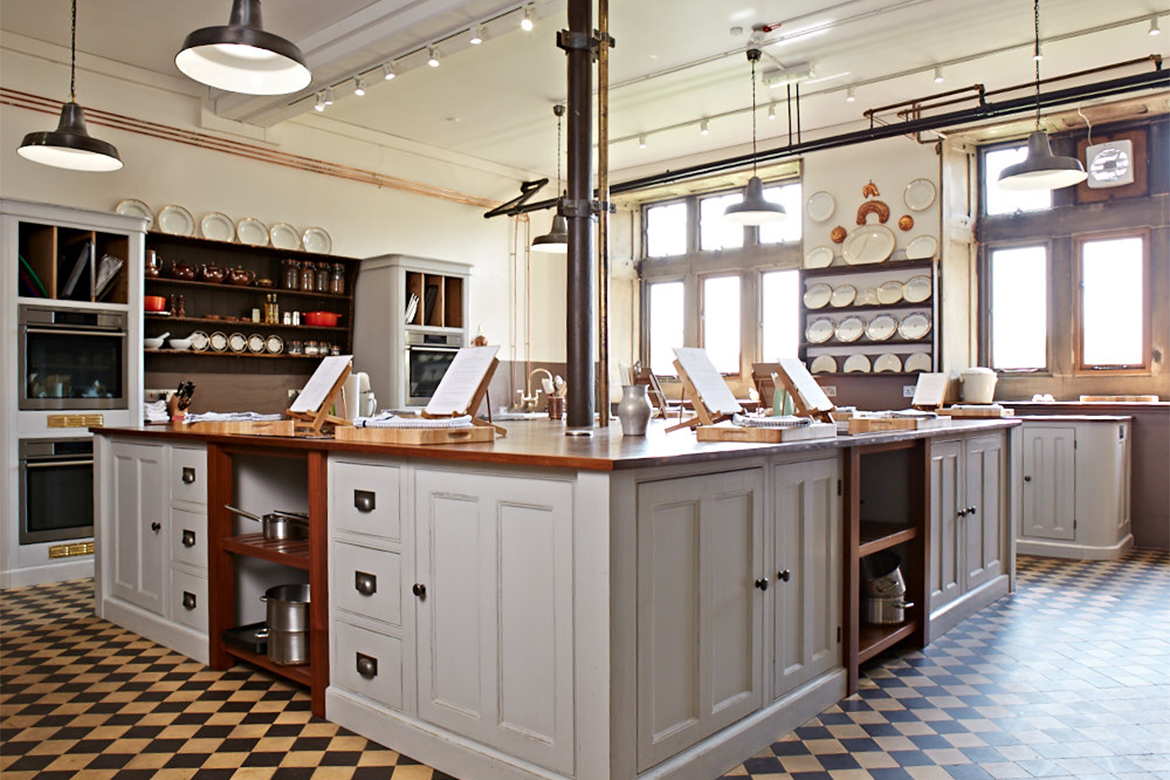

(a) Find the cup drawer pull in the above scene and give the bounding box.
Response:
[354,490,376,513]
[356,652,378,679]
[182,591,197,611]
[354,571,377,596]
[182,529,197,548]
[181,467,196,485]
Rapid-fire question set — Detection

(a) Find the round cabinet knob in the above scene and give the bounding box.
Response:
[754,577,769,591]
[354,572,377,596]
[181,467,196,484]
[777,569,791,582]
[353,490,376,513]
[182,529,196,548]
[150,521,162,533]
[967,506,977,515]
[957,508,967,518]
[412,583,427,599]
[1023,475,1032,482]
[182,591,197,610]
[355,652,378,679]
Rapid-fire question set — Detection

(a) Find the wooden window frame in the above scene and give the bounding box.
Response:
[699,271,744,378]
[981,240,1054,376]
[1073,228,1151,375]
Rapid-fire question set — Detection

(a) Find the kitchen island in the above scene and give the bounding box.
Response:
[94,417,1020,780]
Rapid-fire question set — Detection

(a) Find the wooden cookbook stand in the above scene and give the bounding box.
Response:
[771,357,835,422]
[420,355,506,437]
[287,355,352,436]
[665,347,743,433]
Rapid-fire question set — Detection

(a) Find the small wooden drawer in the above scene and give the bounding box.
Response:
[331,459,401,540]
[171,569,208,633]
[333,541,402,627]
[170,507,207,569]
[170,446,207,506]
[333,620,402,711]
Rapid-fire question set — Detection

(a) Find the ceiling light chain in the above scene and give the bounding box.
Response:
[68,0,77,102]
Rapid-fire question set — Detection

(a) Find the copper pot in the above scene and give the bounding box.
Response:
[170,259,196,280]
[228,266,255,286]
[200,264,227,283]
[145,250,161,278]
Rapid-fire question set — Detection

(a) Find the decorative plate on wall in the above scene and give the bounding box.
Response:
[200,212,234,242]
[842,224,895,265]
[236,217,269,247]
[806,318,835,344]
[115,198,154,229]
[829,284,856,308]
[903,275,932,303]
[804,245,834,269]
[806,191,836,223]
[157,204,195,236]
[843,354,871,373]
[905,235,938,260]
[810,355,837,374]
[270,222,301,250]
[904,352,933,372]
[903,178,936,211]
[835,316,865,343]
[803,283,832,309]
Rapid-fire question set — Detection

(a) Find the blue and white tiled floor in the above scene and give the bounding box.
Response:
[2,551,1167,779]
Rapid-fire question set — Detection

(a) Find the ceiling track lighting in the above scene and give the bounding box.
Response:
[700,119,709,135]
[934,65,944,83]
[520,4,534,32]
[382,62,396,80]
[313,92,325,112]
[469,25,483,44]
[427,46,441,67]
[1150,16,1161,36]
[724,48,786,226]
[998,0,1086,191]
[175,0,311,95]
[353,76,366,96]
[768,103,776,120]
[638,135,647,149]
[845,86,856,102]
[531,104,568,254]
[18,0,122,172]
[324,86,334,106]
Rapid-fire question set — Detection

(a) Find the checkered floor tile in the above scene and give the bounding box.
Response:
[3,551,1168,780]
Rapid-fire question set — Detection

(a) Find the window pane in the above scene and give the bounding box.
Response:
[648,281,685,375]
[759,183,803,244]
[761,270,800,361]
[990,246,1047,370]
[646,202,687,257]
[700,193,744,251]
[702,275,741,374]
[985,146,1052,215]
[1082,236,1144,366]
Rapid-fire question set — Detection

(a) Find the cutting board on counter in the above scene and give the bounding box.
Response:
[695,421,837,443]
[184,419,296,436]
[335,425,495,445]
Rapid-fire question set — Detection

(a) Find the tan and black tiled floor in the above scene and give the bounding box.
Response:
[2,551,1168,780]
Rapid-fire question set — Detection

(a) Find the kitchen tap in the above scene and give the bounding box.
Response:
[516,367,554,412]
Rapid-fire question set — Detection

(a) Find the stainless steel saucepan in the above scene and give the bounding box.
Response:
[224,505,308,541]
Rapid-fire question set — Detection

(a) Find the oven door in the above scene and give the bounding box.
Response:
[19,305,129,410]
[19,438,95,545]
[406,346,460,405]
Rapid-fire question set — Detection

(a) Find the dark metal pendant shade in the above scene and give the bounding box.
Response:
[531,214,569,253]
[176,0,311,95]
[997,129,1087,191]
[18,101,123,172]
[724,175,786,224]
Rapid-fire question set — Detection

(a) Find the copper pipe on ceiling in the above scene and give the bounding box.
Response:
[596,0,612,423]
[1,87,496,209]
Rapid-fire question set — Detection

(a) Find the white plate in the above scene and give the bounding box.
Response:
[905,235,938,260]
[835,315,865,343]
[898,313,932,340]
[806,318,835,344]
[830,284,856,308]
[270,222,301,251]
[302,226,332,254]
[188,331,209,352]
[236,217,269,246]
[157,204,195,236]
[115,198,154,229]
[200,212,234,242]
[903,275,933,303]
[874,353,903,373]
[866,314,898,341]
[843,354,871,373]
[842,224,896,265]
[810,355,837,374]
[856,287,879,306]
[266,335,284,354]
[228,332,248,353]
[248,333,266,353]
[904,178,937,211]
[803,283,832,309]
[804,246,834,269]
[209,331,229,352]
[806,191,836,223]
[877,280,904,305]
[904,352,933,373]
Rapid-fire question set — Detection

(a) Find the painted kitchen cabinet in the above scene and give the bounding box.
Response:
[771,457,842,699]
[1018,418,1132,559]
[106,440,167,614]
[636,469,765,772]
[414,468,575,775]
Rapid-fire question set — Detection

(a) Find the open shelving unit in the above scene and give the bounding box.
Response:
[17,221,130,304]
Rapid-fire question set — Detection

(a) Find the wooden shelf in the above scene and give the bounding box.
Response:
[145,277,353,301]
[806,300,933,313]
[223,644,313,687]
[144,313,345,332]
[803,258,935,279]
[146,231,353,263]
[144,349,328,359]
[858,619,919,663]
[223,533,310,569]
[802,337,934,349]
[859,522,918,557]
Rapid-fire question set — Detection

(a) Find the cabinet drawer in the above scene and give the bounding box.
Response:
[170,446,207,506]
[333,620,402,711]
[332,460,400,540]
[333,541,402,627]
[171,569,208,633]
[170,507,207,569]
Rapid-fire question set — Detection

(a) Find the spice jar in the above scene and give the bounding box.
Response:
[329,263,345,295]
[305,340,319,356]
[288,340,303,355]
[283,259,300,290]
[299,261,316,291]
[315,262,330,293]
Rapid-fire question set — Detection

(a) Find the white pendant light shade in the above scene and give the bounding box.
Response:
[724,176,786,224]
[18,102,122,172]
[531,214,569,253]
[997,129,1087,191]
[176,0,311,95]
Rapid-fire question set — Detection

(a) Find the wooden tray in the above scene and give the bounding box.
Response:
[184,419,296,436]
[695,421,837,443]
[334,425,496,445]
[941,405,1014,418]
[847,416,953,434]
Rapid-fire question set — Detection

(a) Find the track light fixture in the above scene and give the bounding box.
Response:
[933,65,944,83]
[768,103,776,120]
[324,86,334,106]
[638,135,647,149]
[313,92,325,112]
[175,0,311,95]
[353,76,366,96]
[724,49,786,226]
[1150,16,1161,36]
[382,62,396,80]
[520,5,534,31]
[846,86,856,102]
[700,119,709,135]
[427,46,441,67]
[469,25,483,44]
[18,0,122,171]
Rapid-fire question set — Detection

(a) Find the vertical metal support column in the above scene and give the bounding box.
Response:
[564,0,595,432]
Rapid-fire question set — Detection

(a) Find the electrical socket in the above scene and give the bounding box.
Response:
[145,388,175,402]
[288,388,301,401]
[903,385,917,398]
[822,385,837,398]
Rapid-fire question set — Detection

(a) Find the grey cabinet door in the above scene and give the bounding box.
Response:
[773,457,841,698]
[1022,426,1077,541]
[636,469,764,772]
[929,439,963,612]
[109,441,166,615]
[963,435,1005,592]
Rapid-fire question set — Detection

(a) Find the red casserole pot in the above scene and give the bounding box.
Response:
[304,311,340,327]
[144,295,167,312]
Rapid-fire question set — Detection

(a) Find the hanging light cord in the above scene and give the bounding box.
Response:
[556,106,562,195]
[1032,0,1041,129]
[750,53,759,177]
[69,0,77,102]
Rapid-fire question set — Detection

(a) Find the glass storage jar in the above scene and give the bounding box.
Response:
[283,259,300,290]
[329,263,345,295]
[299,261,315,291]
[315,262,330,293]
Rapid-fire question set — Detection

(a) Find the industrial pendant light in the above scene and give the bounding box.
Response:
[17,0,122,172]
[532,104,569,254]
[176,0,311,95]
[997,0,1086,191]
[725,48,785,225]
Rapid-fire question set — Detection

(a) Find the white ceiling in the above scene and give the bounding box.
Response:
[2,0,1166,184]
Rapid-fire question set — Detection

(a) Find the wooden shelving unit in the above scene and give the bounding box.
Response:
[404,270,464,329]
[17,221,131,304]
